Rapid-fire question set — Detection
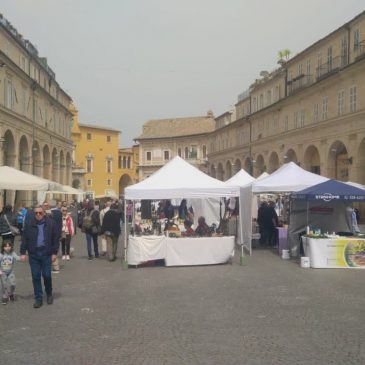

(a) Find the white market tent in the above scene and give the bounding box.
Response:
[124,156,239,265]
[125,156,238,200]
[0,166,63,191]
[240,162,329,255]
[225,169,255,189]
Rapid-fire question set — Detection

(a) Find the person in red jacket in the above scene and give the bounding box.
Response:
[61,207,75,261]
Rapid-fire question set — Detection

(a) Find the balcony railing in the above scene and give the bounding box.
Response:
[354,40,365,61]
[287,74,313,95]
[316,55,347,81]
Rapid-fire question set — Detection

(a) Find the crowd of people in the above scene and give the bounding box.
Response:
[0,197,124,309]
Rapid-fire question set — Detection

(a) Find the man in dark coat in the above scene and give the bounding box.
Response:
[100,204,121,262]
[20,205,59,308]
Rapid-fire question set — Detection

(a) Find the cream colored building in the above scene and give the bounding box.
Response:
[135,112,214,180]
[0,14,73,207]
[208,11,365,187]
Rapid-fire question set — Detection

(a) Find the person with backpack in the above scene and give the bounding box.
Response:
[82,200,100,260]
[16,204,27,234]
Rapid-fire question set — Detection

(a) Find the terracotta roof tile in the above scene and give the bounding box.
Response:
[136,116,215,140]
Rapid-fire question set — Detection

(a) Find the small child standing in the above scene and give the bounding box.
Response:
[0,241,20,305]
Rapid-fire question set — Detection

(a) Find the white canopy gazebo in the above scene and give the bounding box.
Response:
[240,162,328,255]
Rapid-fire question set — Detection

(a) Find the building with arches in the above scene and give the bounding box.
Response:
[0,14,73,207]
[118,145,139,196]
[207,10,365,218]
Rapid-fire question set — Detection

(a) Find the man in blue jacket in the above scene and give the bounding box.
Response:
[20,205,59,308]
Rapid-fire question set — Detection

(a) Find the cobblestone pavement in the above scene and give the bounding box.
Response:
[1,232,365,365]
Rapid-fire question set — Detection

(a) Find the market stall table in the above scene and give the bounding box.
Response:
[165,236,235,266]
[127,235,166,266]
[302,236,365,269]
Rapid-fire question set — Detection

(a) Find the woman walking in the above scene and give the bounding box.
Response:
[61,207,75,261]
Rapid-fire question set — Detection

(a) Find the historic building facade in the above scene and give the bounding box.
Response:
[0,14,73,207]
[208,11,365,188]
[135,112,214,180]
[118,145,139,195]
[71,107,120,198]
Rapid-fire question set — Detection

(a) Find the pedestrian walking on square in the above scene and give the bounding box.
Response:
[82,200,100,260]
[48,201,62,273]
[60,207,74,261]
[0,205,17,244]
[20,205,59,308]
[99,200,112,256]
[0,240,21,305]
[100,204,121,262]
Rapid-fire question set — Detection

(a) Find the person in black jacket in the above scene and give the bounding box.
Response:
[82,200,100,260]
[100,204,121,262]
[20,205,59,308]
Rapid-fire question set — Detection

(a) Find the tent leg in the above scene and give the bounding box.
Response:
[240,244,245,266]
[122,198,128,270]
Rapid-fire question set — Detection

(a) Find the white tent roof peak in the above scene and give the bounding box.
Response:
[251,162,328,193]
[225,169,255,186]
[125,156,237,199]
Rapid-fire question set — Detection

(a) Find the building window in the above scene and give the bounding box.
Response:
[341,37,348,66]
[353,29,360,51]
[300,110,305,127]
[338,90,345,116]
[107,160,112,173]
[293,111,298,129]
[118,156,122,169]
[306,59,311,81]
[146,151,152,161]
[189,145,198,159]
[127,157,131,168]
[259,94,264,109]
[184,147,189,158]
[313,104,319,123]
[87,179,92,187]
[86,132,92,141]
[322,96,328,120]
[107,179,112,186]
[164,150,170,161]
[106,135,111,143]
[122,156,126,168]
[349,86,357,113]
[202,145,207,158]
[252,97,256,112]
[327,46,333,70]
[177,148,182,157]
[5,79,13,109]
[86,158,93,173]
[298,63,303,76]
[266,90,272,105]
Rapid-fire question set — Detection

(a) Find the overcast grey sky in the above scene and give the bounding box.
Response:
[2,1,364,147]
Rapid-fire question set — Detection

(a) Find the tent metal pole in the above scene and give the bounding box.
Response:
[306,201,309,228]
[122,198,128,269]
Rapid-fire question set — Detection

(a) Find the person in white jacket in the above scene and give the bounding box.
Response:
[99,200,111,256]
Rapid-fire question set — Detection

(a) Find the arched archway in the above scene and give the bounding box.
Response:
[234,159,242,174]
[72,179,81,189]
[225,161,232,180]
[210,165,216,178]
[43,145,51,179]
[59,150,65,184]
[19,135,31,173]
[254,155,265,177]
[66,153,72,185]
[303,145,321,174]
[328,141,349,181]
[268,152,279,173]
[217,163,224,181]
[119,174,133,195]
[284,149,298,164]
[244,157,251,174]
[3,130,16,166]
[52,148,59,182]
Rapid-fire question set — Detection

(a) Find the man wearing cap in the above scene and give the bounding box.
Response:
[20,205,59,308]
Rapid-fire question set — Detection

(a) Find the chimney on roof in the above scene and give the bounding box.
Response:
[207,109,214,118]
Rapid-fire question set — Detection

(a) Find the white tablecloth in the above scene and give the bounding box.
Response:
[302,237,365,269]
[127,235,235,267]
[165,236,235,267]
[127,235,166,265]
